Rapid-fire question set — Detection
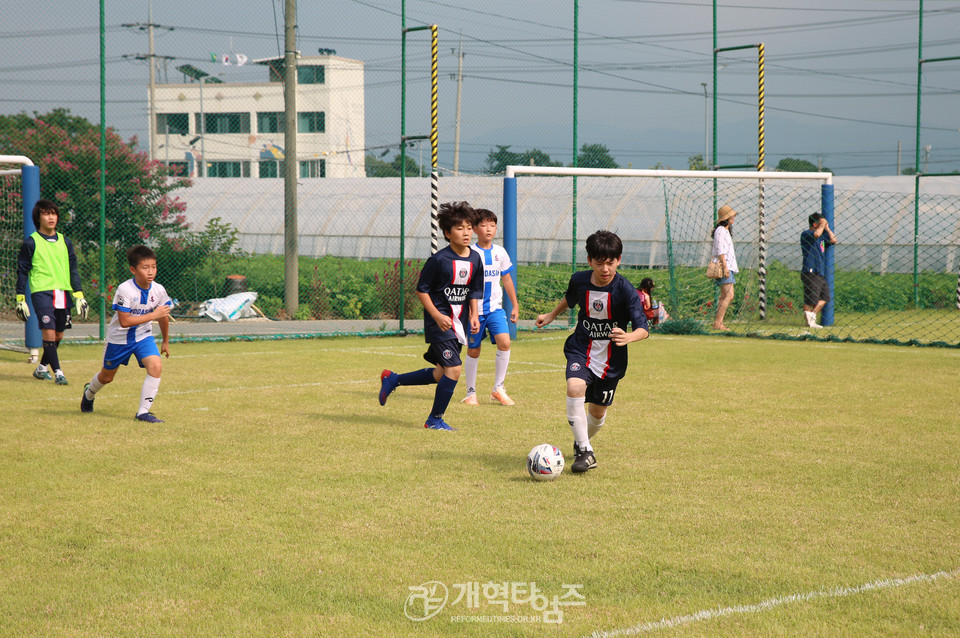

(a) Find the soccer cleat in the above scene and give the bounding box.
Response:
[573,441,584,458]
[461,394,480,405]
[379,369,398,406]
[804,311,822,328]
[55,373,68,386]
[571,448,598,474]
[33,367,52,381]
[135,412,164,424]
[80,383,94,413]
[490,387,515,406]
[424,417,456,431]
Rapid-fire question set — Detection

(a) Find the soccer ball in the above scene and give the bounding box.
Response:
[527,444,565,481]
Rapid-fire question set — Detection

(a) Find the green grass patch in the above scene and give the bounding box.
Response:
[1,334,958,635]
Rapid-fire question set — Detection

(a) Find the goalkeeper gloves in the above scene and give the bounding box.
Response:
[73,291,89,320]
[15,294,30,322]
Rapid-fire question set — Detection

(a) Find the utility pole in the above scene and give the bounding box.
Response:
[147,0,156,163]
[122,0,174,163]
[451,35,464,174]
[701,82,708,167]
[283,0,299,316]
[897,140,901,175]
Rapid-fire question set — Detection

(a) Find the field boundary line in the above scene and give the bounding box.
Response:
[585,568,960,637]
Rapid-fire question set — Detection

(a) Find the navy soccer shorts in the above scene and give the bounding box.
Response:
[31,291,71,332]
[422,338,464,368]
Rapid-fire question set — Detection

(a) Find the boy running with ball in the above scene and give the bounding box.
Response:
[535,230,649,473]
[379,202,483,430]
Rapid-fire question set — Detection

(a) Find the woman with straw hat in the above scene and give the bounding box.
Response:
[710,205,738,331]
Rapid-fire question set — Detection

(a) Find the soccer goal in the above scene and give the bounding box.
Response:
[501,166,833,336]
[0,156,42,357]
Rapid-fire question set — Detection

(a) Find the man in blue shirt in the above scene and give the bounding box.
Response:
[800,212,838,328]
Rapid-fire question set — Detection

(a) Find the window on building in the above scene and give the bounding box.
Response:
[257,112,284,134]
[298,111,325,133]
[197,112,251,134]
[207,161,251,178]
[157,113,189,136]
[258,160,286,178]
[300,159,325,178]
[297,65,325,84]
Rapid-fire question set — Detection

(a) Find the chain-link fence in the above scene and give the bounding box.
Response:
[3,163,959,346]
[2,3,960,346]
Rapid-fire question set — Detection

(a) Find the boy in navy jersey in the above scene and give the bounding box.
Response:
[535,230,649,473]
[379,202,483,430]
[80,245,172,423]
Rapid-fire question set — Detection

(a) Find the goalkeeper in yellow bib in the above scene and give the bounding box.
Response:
[15,199,88,385]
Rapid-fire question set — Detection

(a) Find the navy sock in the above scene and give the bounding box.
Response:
[430,375,458,420]
[42,340,60,372]
[397,368,436,386]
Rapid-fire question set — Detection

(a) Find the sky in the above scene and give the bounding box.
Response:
[2,0,960,176]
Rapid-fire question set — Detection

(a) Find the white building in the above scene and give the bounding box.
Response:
[152,54,364,179]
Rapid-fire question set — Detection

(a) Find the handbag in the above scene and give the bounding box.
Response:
[706,260,723,279]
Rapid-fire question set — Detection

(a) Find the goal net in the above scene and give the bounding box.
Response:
[502,166,960,347]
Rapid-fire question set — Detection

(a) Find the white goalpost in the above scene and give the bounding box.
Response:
[501,166,834,334]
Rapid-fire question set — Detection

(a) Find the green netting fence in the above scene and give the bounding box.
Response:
[3,152,960,348]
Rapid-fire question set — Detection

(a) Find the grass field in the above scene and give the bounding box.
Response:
[1,332,959,636]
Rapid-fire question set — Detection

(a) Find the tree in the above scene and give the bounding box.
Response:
[365,152,425,177]
[0,109,240,300]
[576,144,618,169]
[776,157,831,174]
[688,154,709,170]
[484,145,561,174]
[0,109,190,253]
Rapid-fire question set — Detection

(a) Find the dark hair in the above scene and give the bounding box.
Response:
[711,218,733,239]
[127,244,157,267]
[639,277,655,293]
[808,212,824,227]
[32,199,59,229]
[437,201,475,238]
[473,208,498,225]
[585,230,623,262]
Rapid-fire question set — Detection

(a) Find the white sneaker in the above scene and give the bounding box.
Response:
[804,311,818,327]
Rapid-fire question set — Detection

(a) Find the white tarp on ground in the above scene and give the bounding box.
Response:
[199,292,259,322]
[174,175,960,273]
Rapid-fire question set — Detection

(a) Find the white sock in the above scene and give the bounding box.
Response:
[587,412,606,439]
[36,363,48,373]
[137,375,161,415]
[54,368,64,377]
[493,349,511,390]
[86,373,105,399]
[566,396,591,452]
[464,354,479,396]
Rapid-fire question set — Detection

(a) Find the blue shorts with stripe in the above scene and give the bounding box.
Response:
[102,338,161,370]
[467,308,509,349]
